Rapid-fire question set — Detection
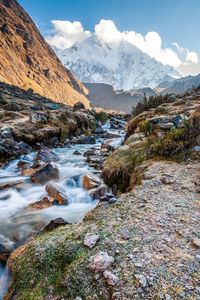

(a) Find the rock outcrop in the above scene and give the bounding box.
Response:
[0,82,96,165]
[0,0,90,108]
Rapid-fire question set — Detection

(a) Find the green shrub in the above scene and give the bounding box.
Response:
[132,93,171,117]
[95,111,109,124]
[148,122,198,160]
[139,120,152,137]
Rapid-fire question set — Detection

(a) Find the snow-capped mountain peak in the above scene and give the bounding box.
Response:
[52,35,180,90]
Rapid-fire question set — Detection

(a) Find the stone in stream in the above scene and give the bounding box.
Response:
[89,185,108,199]
[29,196,53,209]
[17,160,31,171]
[73,150,81,155]
[0,243,11,262]
[30,162,59,184]
[0,180,26,191]
[82,174,101,190]
[45,183,68,205]
[42,218,69,232]
[34,146,58,163]
[84,233,100,249]
[71,136,96,145]
[100,193,117,203]
[88,252,114,272]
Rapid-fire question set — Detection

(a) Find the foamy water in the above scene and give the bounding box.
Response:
[0,120,125,298]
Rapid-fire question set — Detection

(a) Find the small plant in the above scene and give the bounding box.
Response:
[139,120,152,137]
[132,93,172,117]
[94,111,109,124]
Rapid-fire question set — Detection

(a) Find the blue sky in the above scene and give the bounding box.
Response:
[18,0,200,75]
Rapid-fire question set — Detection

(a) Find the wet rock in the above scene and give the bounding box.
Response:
[95,126,104,134]
[84,233,100,249]
[45,183,68,205]
[29,196,53,209]
[0,243,11,262]
[73,150,81,155]
[82,174,101,190]
[42,218,68,232]
[102,132,121,139]
[31,162,59,184]
[0,139,31,163]
[103,270,119,286]
[0,180,26,191]
[43,136,59,148]
[21,168,36,176]
[100,193,116,203]
[35,146,58,163]
[29,112,47,124]
[73,101,85,111]
[17,160,31,171]
[88,251,114,272]
[83,149,95,157]
[79,136,96,145]
[89,185,108,199]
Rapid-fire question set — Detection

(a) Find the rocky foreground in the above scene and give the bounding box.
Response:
[3,88,200,299]
[5,159,200,299]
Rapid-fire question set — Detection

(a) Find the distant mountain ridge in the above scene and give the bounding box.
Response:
[0,0,90,108]
[84,82,156,113]
[53,35,180,90]
[158,74,200,95]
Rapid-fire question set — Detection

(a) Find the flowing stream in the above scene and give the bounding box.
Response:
[0,120,125,298]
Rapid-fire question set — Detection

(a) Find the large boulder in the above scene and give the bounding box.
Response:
[89,185,108,199]
[73,101,85,111]
[88,252,114,272]
[31,162,59,184]
[45,183,68,205]
[42,218,68,232]
[34,146,58,163]
[29,196,53,209]
[82,174,101,190]
[72,136,96,145]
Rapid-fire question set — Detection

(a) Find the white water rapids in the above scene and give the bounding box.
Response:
[0,120,125,298]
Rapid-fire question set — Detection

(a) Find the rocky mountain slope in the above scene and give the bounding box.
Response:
[0,81,96,166]
[53,35,180,90]
[5,86,200,299]
[85,83,156,113]
[0,0,90,108]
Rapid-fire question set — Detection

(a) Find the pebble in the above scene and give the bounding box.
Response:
[103,270,119,286]
[135,274,148,288]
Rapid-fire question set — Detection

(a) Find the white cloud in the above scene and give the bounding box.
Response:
[46,19,198,71]
[186,50,198,64]
[46,20,91,49]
